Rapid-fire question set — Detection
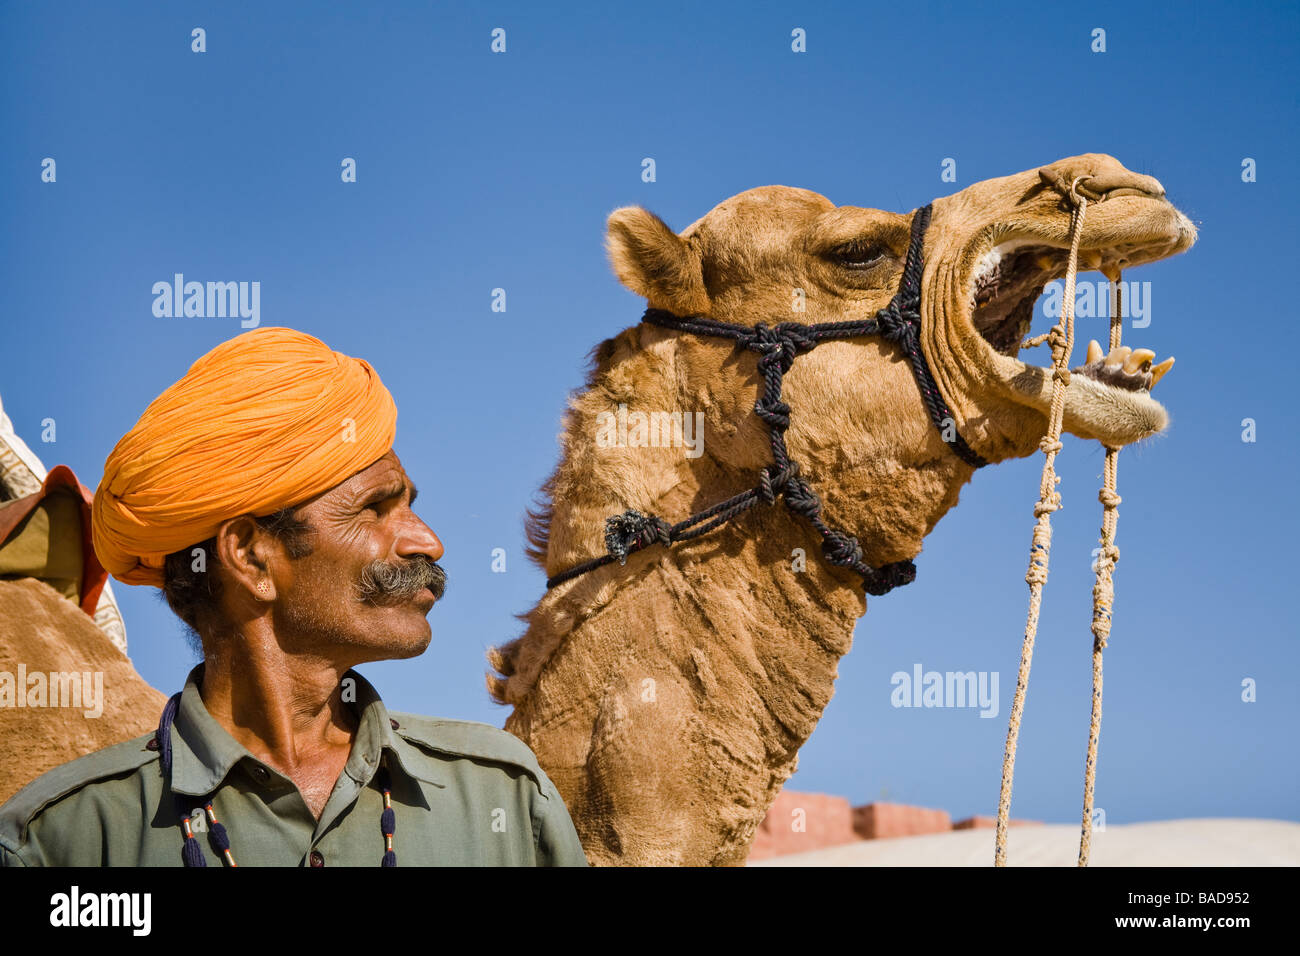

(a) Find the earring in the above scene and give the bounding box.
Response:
[256,581,271,597]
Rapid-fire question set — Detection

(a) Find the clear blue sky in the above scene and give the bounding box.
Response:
[3,0,1296,826]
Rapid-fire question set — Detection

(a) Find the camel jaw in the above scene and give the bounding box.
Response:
[962,192,1197,448]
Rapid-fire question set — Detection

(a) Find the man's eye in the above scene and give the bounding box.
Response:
[829,242,887,269]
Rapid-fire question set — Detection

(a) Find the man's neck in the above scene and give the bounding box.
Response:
[198,629,361,817]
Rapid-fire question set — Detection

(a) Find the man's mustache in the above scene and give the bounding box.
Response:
[357,556,447,606]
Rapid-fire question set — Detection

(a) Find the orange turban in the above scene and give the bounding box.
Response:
[92,327,397,587]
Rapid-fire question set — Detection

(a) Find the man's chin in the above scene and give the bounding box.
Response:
[387,629,433,660]
[346,606,434,661]
[378,613,434,659]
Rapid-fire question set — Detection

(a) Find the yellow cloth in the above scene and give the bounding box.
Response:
[0,488,84,602]
[91,328,397,586]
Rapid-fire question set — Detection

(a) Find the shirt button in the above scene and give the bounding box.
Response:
[390,718,400,730]
[250,765,271,784]
[309,850,325,868]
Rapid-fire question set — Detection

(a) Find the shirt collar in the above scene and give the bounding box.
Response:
[169,664,444,796]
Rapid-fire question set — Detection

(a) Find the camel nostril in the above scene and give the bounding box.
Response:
[1099,185,1167,201]
[1104,173,1166,200]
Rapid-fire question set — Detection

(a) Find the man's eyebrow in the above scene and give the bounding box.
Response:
[358,482,406,506]
[353,477,418,511]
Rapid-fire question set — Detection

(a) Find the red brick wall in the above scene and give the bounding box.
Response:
[853,802,952,839]
[748,792,1043,859]
[748,790,859,860]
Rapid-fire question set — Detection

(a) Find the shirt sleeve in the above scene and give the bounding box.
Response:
[533,771,589,867]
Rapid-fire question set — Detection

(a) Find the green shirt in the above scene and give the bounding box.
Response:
[0,666,588,867]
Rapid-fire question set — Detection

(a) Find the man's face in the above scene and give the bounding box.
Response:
[267,450,445,665]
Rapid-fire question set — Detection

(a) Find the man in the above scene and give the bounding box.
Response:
[0,327,588,866]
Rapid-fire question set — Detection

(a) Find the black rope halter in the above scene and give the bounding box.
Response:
[546,203,988,596]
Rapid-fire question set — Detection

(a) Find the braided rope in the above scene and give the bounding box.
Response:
[994,178,1090,867]
[1078,276,1124,866]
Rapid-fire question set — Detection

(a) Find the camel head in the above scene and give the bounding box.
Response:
[490,156,1195,865]
[495,156,1196,865]
[606,154,1196,475]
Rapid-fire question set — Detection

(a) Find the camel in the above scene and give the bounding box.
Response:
[0,395,163,806]
[487,154,1196,865]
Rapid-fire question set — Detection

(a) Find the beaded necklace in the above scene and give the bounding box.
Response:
[154,692,397,867]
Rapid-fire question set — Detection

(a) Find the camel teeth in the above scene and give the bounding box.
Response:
[1086,339,1103,364]
[1125,348,1156,373]
[1149,357,1175,387]
[1105,346,1131,367]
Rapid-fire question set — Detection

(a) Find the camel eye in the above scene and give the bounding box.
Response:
[828,240,888,270]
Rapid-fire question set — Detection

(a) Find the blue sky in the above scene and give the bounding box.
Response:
[2,0,1296,827]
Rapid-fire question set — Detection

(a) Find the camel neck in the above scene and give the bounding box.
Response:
[509,502,870,864]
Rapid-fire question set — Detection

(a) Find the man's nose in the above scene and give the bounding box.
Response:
[396,513,444,562]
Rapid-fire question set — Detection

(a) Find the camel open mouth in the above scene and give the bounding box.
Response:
[948,188,1197,448]
[969,240,1173,393]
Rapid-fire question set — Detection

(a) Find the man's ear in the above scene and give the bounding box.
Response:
[213,515,277,602]
[605,207,710,315]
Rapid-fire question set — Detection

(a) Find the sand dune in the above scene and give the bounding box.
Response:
[751,819,1300,866]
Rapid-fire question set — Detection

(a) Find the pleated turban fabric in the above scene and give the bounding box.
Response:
[92,327,397,586]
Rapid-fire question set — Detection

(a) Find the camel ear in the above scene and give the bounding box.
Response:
[605,207,711,315]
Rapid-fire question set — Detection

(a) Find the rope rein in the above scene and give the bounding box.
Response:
[1079,273,1124,867]
[994,176,1123,867]
[546,203,988,597]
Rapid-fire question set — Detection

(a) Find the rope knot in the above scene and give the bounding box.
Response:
[603,509,671,565]
[1039,436,1063,455]
[772,322,816,353]
[741,322,814,374]
[821,530,863,568]
[754,396,792,430]
[758,461,799,504]
[1098,488,1121,508]
[875,300,916,344]
[864,559,917,596]
[1091,598,1113,649]
[740,322,779,352]
[782,476,822,520]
